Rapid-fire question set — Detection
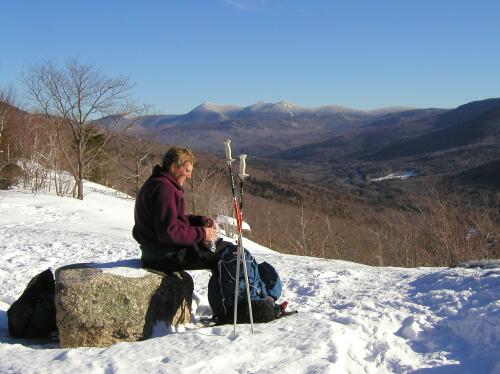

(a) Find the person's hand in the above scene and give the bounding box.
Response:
[204,226,217,242]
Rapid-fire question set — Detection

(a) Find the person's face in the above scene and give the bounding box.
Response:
[169,162,193,186]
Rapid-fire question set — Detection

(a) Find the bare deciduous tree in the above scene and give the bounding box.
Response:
[22,58,143,199]
[0,85,18,162]
[101,131,161,197]
[129,136,156,196]
[286,202,313,256]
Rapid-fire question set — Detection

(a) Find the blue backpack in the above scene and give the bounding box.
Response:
[208,244,282,318]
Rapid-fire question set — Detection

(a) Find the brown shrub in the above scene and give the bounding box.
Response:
[0,163,23,190]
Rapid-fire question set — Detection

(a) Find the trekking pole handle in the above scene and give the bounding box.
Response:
[224,139,235,162]
[239,154,249,178]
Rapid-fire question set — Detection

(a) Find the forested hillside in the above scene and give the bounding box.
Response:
[1,82,498,267]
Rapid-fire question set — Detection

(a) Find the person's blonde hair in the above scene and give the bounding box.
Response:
[162,147,195,170]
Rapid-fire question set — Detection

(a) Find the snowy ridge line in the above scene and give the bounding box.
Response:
[0,185,499,373]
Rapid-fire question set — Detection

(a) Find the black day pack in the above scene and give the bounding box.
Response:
[7,269,57,339]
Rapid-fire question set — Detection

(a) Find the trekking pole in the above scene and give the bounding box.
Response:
[224,140,254,335]
[224,139,241,335]
[237,154,254,333]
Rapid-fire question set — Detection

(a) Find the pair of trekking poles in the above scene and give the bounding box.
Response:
[223,139,255,335]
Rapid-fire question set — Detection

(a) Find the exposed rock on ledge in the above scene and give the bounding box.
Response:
[55,261,193,348]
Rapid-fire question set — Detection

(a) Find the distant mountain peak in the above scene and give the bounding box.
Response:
[191,102,241,114]
[276,100,294,108]
[240,100,303,117]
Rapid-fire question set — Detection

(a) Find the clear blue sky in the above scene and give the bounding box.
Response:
[1,0,499,114]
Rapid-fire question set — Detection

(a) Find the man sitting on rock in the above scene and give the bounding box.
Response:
[133,146,283,324]
[133,146,219,272]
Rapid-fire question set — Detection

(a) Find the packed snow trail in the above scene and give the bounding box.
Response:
[0,183,498,373]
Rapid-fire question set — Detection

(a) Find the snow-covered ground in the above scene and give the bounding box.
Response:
[0,183,499,374]
[370,171,416,183]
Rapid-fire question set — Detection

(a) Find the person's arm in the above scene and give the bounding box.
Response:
[187,214,209,227]
[153,186,206,246]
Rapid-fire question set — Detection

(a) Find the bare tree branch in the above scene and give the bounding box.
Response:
[22,58,143,199]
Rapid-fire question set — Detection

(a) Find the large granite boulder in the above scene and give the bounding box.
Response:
[55,261,193,348]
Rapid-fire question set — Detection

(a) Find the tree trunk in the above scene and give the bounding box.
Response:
[77,155,84,200]
[134,155,140,197]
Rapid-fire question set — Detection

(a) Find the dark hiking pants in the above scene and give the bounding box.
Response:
[141,239,231,273]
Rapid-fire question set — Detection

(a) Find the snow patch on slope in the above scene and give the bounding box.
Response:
[0,183,498,373]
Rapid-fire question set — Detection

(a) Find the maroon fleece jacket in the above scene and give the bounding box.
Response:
[133,165,207,252]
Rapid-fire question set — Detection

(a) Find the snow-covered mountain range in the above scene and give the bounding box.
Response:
[121,100,417,155]
[147,101,412,126]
